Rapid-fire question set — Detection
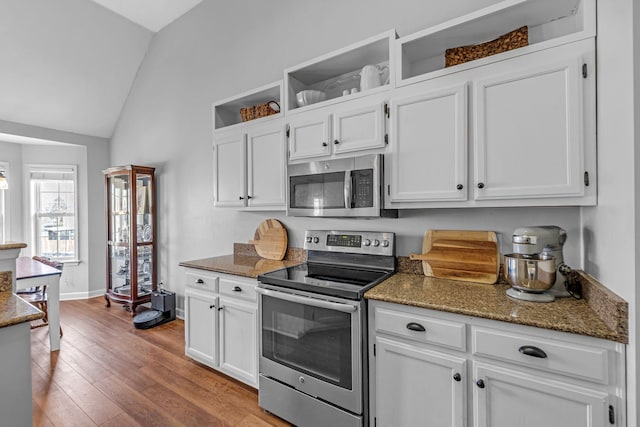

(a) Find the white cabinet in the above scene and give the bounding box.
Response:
[473,39,595,201]
[288,96,388,162]
[386,38,596,209]
[287,112,332,161]
[184,268,259,388]
[185,288,218,366]
[388,83,467,202]
[472,362,609,427]
[213,120,286,210]
[375,336,466,427]
[368,301,626,427]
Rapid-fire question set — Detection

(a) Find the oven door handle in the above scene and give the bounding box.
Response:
[256,287,358,313]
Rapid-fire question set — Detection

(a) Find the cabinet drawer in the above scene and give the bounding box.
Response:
[185,271,219,293]
[471,326,609,384]
[220,278,257,302]
[375,306,466,351]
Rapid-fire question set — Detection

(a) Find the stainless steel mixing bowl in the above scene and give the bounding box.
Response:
[503,253,557,292]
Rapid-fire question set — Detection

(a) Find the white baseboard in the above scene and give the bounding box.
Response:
[60,289,104,301]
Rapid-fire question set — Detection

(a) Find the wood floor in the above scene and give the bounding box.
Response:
[29,297,291,427]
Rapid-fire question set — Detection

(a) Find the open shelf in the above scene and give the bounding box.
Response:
[213,81,283,131]
[284,29,397,113]
[397,0,594,86]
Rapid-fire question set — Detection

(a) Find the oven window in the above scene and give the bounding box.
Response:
[261,294,353,389]
[290,172,345,209]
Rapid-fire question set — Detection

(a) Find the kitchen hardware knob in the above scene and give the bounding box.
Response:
[406,322,426,332]
[334,139,340,145]
[306,236,313,243]
[217,306,224,311]
[313,237,319,243]
[247,195,253,199]
[382,240,389,247]
[299,376,305,384]
[195,278,204,284]
[363,239,371,246]
[209,304,215,309]
[477,182,485,189]
[239,196,244,200]
[453,373,461,382]
[476,379,485,389]
[232,286,242,292]
[518,345,548,359]
[322,142,328,147]
[456,184,464,190]
[373,239,380,247]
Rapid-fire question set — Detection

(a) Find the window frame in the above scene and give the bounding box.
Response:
[27,164,79,262]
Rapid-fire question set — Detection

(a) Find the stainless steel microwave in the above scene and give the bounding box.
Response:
[287,154,397,217]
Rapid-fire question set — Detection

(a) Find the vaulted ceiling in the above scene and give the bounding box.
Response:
[0,0,201,139]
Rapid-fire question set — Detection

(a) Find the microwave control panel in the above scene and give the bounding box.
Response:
[352,169,373,208]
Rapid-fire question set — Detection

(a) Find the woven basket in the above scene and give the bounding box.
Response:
[445,26,528,67]
[240,100,280,122]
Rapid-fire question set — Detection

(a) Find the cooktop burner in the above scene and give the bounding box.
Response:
[258,262,393,300]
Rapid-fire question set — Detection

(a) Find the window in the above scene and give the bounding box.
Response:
[29,165,78,261]
[0,162,8,243]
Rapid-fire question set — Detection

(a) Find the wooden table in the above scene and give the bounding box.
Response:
[15,256,62,351]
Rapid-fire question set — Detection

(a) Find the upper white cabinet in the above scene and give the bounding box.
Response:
[473,39,594,202]
[212,82,286,210]
[214,120,286,210]
[396,0,595,86]
[388,82,468,203]
[287,94,388,162]
[284,30,396,114]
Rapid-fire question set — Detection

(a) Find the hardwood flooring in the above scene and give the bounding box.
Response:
[30,297,291,427]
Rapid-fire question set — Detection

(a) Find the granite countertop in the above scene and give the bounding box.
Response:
[365,272,628,344]
[0,291,44,328]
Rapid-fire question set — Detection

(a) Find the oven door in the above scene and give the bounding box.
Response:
[257,285,363,414]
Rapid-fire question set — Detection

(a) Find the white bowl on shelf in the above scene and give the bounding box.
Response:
[296,90,327,107]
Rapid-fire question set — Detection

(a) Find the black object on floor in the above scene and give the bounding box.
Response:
[133,289,176,329]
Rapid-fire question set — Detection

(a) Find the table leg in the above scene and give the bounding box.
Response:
[48,274,61,351]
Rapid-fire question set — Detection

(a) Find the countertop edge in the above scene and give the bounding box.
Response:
[0,293,45,329]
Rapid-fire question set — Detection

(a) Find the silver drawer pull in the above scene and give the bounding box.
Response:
[519,345,547,359]
[195,278,204,284]
[232,286,242,292]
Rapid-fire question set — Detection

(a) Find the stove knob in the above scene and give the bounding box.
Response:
[313,237,320,244]
[363,239,371,246]
[373,239,380,247]
[306,236,313,243]
[382,240,390,248]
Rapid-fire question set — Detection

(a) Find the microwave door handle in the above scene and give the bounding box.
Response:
[344,170,352,209]
[256,287,357,313]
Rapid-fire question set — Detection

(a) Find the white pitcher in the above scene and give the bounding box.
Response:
[360,64,389,92]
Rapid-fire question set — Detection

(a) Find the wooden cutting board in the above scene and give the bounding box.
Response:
[410,230,499,284]
[248,219,288,260]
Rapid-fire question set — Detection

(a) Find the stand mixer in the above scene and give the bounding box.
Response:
[505,225,572,302]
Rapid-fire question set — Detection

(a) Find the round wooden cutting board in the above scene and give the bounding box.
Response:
[248,219,288,260]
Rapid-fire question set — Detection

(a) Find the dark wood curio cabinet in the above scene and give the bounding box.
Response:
[103,165,156,315]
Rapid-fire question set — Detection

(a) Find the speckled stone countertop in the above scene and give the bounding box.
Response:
[0,290,44,328]
[179,244,306,279]
[365,272,628,344]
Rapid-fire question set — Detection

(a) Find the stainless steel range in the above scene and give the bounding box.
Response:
[257,230,395,427]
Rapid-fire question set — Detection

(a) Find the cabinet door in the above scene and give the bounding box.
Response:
[288,112,332,161]
[388,83,468,203]
[185,289,218,367]
[247,124,286,208]
[473,41,593,200]
[219,296,258,387]
[213,133,246,207]
[473,362,610,427]
[333,101,385,155]
[375,337,466,427]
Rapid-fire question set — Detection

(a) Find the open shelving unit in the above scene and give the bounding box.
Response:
[213,81,283,131]
[396,0,595,86]
[284,29,397,114]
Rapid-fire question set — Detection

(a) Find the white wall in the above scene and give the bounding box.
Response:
[0,141,23,241]
[581,1,638,424]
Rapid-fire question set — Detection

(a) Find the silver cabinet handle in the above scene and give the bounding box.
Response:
[232,286,242,292]
[256,287,357,313]
[195,278,204,284]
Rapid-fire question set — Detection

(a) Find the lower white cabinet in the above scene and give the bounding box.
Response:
[368,301,626,427]
[184,268,259,388]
